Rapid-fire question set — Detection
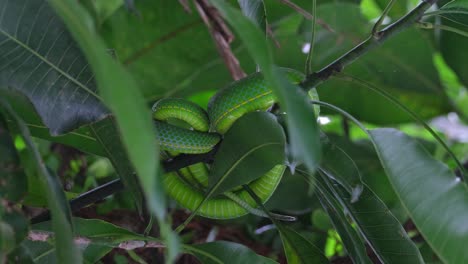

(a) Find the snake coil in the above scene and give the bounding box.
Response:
[153,68,306,219]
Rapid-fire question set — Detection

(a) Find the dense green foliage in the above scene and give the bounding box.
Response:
[1,0,468,263]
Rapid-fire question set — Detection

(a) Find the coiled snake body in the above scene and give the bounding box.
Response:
[153,68,305,219]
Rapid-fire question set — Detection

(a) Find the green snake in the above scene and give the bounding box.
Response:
[152,68,306,219]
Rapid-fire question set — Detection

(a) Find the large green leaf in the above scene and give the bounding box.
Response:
[0,0,108,135]
[325,135,407,221]
[314,175,372,264]
[320,137,363,201]
[0,99,81,263]
[370,128,468,264]
[1,91,106,156]
[438,1,468,88]
[100,0,237,100]
[238,0,267,32]
[48,0,162,220]
[0,121,27,202]
[279,226,328,264]
[210,0,321,175]
[209,112,286,195]
[329,181,423,263]
[439,0,468,26]
[187,241,277,264]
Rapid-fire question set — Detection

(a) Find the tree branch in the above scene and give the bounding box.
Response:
[300,0,439,90]
[30,146,219,224]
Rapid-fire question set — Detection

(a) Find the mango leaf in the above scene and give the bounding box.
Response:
[370,128,468,264]
[439,0,468,26]
[238,0,267,31]
[279,226,328,264]
[0,121,27,202]
[47,0,162,221]
[100,0,237,100]
[320,137,363,201]
[326,178,423,263]
[1,91,106,156]
[323,134,407,221]
[314,175,372,264]
[0,99,81,263]
[0,221,15,257]
[187,241,277,264]
[438,1,468,88]
[210,0,321,175]
[243,180,328,264]
[209,112,285,195]
[0,0,108,135]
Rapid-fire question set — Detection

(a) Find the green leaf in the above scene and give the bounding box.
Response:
[89,118,145,211]
[242,177,328,264]
[210,0,321,175]
[279,226,329,264]
[320,137,363,201]
[266,169,316,212]
[187,240,278,264]
[329,181,423,263]
[0,99,81,263]
[209,112,286,195]
[370,128,468,264]
[100,0,238,100]
[439,0,468,26]
[0,122,27,202]
[238,0,267,32]
[324,135,407,221]
[0,0,108,135]
[312,171,372,264]
[311,209,333,231]
[374,0,409,18]
[0,91,106,156]
[33,217,146,243]
[438,3,468,88]
[1,211,29,250]
[47,2,167,243]
[0,221,15,257]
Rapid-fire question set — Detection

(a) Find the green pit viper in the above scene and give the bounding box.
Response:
[152,68,313,220]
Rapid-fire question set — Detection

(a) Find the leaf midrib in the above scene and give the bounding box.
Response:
[210,141,282,190]
[0,28,101,100]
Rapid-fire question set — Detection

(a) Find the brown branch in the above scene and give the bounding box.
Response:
[195,0,246,80]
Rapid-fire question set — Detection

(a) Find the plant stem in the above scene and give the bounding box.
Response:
[305,0,317,75]
[30,146,220,224]
[372,0,396,35]
[300,0,439,90]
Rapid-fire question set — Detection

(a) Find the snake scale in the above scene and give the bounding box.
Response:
[152,68,306,219]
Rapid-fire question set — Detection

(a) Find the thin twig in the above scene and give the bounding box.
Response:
[305,0,317,75]
[277,0,334,33]
[30,145,220,224]
[301,0,439,90]
[372,0,397,35]
[195,0,246,80]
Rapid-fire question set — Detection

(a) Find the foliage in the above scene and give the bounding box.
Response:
[1,0,468,263]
